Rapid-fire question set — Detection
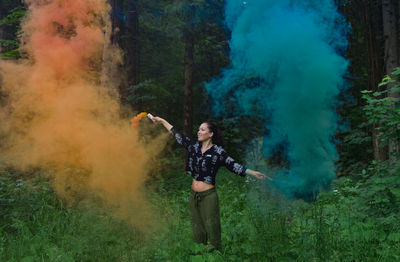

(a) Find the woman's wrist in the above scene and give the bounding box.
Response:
[245,169,269,180]
[161,119,172,131]
[245,169,255,176]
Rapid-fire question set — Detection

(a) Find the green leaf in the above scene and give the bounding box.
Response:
[392,67,400,75]
[21,256,36,262]
[360,90,372,94]
[1,49,21,59]
[389,188,400,199]
[190,255,206,262]
[388,87,400,93]
[0,7,26,27]
[388,233,400,241]
[378,75,395,87]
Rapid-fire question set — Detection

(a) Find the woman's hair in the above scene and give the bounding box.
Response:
[204,121,224,147]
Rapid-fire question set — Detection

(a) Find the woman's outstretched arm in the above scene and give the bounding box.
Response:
[245,169,271,180]
[220,150,271,180]
[150,114,194,150]
[151,116,173,131]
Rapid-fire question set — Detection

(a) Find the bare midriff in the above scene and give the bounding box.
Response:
[191,179,214,192]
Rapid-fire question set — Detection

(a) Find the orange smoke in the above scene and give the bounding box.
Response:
[0,0,165,226]
[131,112,148,129]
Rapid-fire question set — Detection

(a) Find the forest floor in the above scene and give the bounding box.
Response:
[1,167,399,262]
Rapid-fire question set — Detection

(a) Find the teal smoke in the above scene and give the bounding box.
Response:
[206,0,349,201]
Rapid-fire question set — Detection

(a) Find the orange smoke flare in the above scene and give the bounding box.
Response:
[0,0,168,228]
[131,112,148,129]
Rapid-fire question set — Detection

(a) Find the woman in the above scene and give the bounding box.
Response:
[150,115,266,251]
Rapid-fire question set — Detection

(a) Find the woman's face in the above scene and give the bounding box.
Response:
[197,123,213,143]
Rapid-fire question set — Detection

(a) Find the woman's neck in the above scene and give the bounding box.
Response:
[201,139,213,151]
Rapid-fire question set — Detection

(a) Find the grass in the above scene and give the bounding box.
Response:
[1,168,400,261]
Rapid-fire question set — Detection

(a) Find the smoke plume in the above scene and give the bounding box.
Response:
[206,0,349,201]
[0,0,164,225]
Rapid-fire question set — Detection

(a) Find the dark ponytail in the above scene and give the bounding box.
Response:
[205,121,224,147]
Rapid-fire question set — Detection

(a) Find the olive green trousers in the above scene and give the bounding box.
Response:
[189,187,221,251]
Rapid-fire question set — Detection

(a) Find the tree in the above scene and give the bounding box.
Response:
[382,0,399,162]
[351,0,386,162]
[103,0,140,100]
[335,0,389,172]
[101,0,124,90]
[109,0,124,45]
[183,2,194,141]
[124,0,140,90]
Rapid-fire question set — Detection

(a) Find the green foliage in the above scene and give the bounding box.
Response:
[0,6,25,59]
[361,71,400,152]
[1,48,21,59]
[0,39,18,49]
[126,80,173,115]
[0,169,147,261]
[0,6,25,28]
[355,162,400,218]
[337,103,372,175]
[341,67,400,223]
[2,168,400,261]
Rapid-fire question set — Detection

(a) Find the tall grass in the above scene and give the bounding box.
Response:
[1,168,400,261]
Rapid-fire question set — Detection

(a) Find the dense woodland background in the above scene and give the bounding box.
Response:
[1,0,400,261]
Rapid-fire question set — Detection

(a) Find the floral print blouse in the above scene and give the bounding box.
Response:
[170,127,247,185]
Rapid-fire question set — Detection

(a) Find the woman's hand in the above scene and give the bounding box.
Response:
[246,169,272,180]
[148,114,173,131]
[151,116,163,124]
[252,171,266,179]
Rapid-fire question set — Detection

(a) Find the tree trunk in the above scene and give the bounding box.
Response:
[382,0,399,162]
[110,0,123,45]
[101,0,123,91]
[183,3,195,165]
[363,0,387,161]
[124,0,140,99]
[183,37,194,139]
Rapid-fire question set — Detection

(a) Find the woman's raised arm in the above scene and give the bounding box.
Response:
[150,115,173,131]
[150,114,194,150]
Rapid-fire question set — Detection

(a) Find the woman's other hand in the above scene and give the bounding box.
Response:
[253,171,266,179]
[246,169,272,180]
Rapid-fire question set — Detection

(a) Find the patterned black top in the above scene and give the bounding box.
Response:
[170,127,247,185]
